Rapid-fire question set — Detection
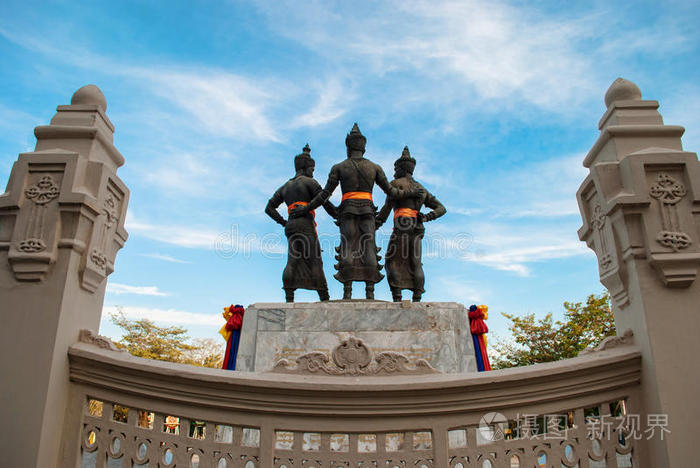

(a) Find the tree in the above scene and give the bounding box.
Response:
[491,293,616,369]
[110,311,223,368]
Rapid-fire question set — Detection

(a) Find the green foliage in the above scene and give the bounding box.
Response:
[492,293,616,369]
[110,311,223,368]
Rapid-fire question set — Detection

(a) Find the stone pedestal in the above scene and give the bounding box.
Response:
[236,301,477,374]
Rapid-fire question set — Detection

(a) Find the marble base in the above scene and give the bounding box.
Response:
[236,301,477,374]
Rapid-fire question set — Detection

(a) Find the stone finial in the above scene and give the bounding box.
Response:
[604,78,642,108]
[70,84,108,111]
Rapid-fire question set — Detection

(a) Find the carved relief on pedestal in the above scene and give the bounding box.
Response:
[591,204,615,273]
[643,167,700,288]
[578,178,629,307]
[18,175,60,253]
[649,172,692,252]
[271,336,439,376]
[81,177,127,292]
[4,166,66,281]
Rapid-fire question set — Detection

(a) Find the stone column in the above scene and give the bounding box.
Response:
[577,78,700,467]
[0,85,129,467]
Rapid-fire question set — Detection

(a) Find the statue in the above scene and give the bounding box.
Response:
[376,147,446,302]
[294,124,420,299]
[265,144,336,302]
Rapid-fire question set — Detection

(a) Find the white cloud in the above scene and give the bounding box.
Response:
[103,305,220,326]
[131,67,282,142]
[106,283,169,296]
[140,152,215,197]
[290,79,349,128]
[125,212,286,255]
[256,0,690,113]
[443,153,588,220]
[139,253,191,264]
[125,212,221,249]
[464,240,590,276]
[0,26,282,142]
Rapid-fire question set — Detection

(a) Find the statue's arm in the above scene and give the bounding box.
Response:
[422,191,446,222]
[304,166,340,213]
[376,198,392,228]
[311,179,338,219]
[375,165,422,199]
[265,187,287,226]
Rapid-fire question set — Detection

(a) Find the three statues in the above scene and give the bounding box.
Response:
[265,124,446,302]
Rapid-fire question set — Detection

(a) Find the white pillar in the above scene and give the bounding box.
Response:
[0,85,129,467]
[577,78,700,467]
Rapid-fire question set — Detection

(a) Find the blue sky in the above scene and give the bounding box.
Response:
[1,0,699,343]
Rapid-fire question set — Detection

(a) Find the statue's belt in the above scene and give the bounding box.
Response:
[288,202,317,230]
[394,208,418,219]
[342,191,373,201]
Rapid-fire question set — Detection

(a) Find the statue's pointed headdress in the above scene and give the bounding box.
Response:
[345,123,367,152]
[294,143,314,171]
[394,146,416,174]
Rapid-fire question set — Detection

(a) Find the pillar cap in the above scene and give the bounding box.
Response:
[604,78,641,108]
[70,84,107,111]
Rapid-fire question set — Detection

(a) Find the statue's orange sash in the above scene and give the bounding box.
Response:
[341,191,373,201]
[393,208,418,219]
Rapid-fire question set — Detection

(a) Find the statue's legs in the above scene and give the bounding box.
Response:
[411,230,425,298]
[343,282,352,300]
[318,288,330,302]
[365,282,375,300]
[391,287,402,302]
[284,288,295,303]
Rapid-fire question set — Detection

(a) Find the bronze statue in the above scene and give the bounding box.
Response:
[294,124,420,299]
[376,147,446,302]
[265,144,337,302]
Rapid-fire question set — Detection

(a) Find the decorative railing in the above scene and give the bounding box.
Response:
[67,336,642,468]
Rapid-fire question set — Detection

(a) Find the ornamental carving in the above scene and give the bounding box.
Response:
[649,172,692,252]
[17,175,60,253]
[25,175,60,205]
[81,181,126,292]
[271,336,439,376]
[78,329,125,352]
[591,204,614,271]
[580,329,634,355]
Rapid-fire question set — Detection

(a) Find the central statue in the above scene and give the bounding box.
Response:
[294,124,419,299]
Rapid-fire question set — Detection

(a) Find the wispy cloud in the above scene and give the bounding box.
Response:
[106,283,170,296]
[464,240,590,276]
[131,67,282,142]
[140,253,191,264]
[140,152,216,197]
[0,26,283,142]
[290,79,349,128]
[458,223,591,276]
[103,305,220,326]
[125,212,221,249]
[256,0,691,113]
[125,212,286,255]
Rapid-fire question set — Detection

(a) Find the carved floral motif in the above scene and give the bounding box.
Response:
[16,175,60,253]
[25,175,59,205]
[271,336,439,376]
[649,172,692,252]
